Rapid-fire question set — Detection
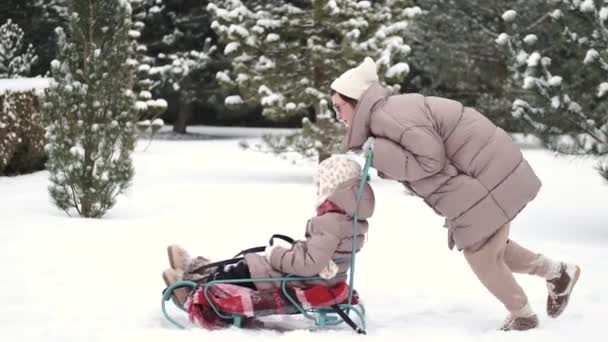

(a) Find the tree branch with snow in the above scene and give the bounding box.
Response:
[497,1,608,180]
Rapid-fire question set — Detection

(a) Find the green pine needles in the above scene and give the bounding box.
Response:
[43,0,138,218]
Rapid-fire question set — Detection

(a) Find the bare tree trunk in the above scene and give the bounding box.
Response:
[173,98,191,134]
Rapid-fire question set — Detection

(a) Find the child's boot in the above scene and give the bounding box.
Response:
[167,244,191,271]
[162,268,190,307]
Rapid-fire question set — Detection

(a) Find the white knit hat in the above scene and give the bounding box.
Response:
[316,155,363,206]
[330,57,379,100]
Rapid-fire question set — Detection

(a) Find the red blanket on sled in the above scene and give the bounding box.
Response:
[186,282,359,330]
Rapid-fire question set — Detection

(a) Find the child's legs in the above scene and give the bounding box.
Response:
[182,256,213,282]
[463,224,529,313]
[208,260,256,290]
[504,239,557,279]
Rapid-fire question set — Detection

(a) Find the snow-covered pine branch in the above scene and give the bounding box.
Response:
[208,0,418,161]
[497,1,608,179]
[0,19,38,78]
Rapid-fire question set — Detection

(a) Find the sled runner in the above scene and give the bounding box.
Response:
[162,149,373,334]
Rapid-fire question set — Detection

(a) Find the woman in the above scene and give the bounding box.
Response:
[329,57,580,331]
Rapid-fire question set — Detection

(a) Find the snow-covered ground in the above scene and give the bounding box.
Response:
[1,138,606,342]
[0,77,51,93]
[155,124,298,138]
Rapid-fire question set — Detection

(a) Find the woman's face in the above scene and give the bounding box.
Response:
[331,93,356,126]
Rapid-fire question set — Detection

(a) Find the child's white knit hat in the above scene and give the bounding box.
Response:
[316,155,363,206]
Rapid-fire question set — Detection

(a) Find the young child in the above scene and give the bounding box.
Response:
[162,154,375,306]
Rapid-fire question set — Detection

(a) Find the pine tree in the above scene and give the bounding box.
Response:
[399,0,552,134]
[208,0,417,162]
[135,0,226,133]
[0,19,38,78]
[43,0,138,218]
[497,0,608,180]
[0,0,69,77]
[128,0,167,138]
[149,37,218,133]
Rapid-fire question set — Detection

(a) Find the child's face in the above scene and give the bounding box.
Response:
[331,93,356,127]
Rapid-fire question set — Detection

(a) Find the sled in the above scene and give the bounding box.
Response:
[162,149,373,334]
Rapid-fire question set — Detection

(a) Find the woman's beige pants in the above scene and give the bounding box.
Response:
[463,224,551,313]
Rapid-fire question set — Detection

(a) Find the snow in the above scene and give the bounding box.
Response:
[584,49,599,64]
[548,76,562,87]
[512,99,529,109]
[600,7,608,20]
[502,10,517,22]
[224,42,240,55]
[551,96,561,109]
[403,6,422,18]
[580,0,595,13]
[151,119,164,127]
[228,24,249,38]
[0,137,606,341]
[216,71,232,83]
[148,99,168,110]
[327,0,340,15]
[118,0,131,13]
[526,52,541,67]
[516,50,529,65]
[256,19,281,29]
[138,64,151,73]
[50,59,61,70]
[0,77,51,93]
[597,82,608,97]
[96,169,109,182]
[495,33,509,45]
[236,73,249,83]
[225,95,244,106]
[265,33,280,43]
[523,76,536,89]
[357,1,371,10]
[129,30,141,39]
[155,125,297,138]
[139,91,152,100]
[255,56,275,71]
[69,144,85,159]
[523,34,538,45]
[550,9,563,20]
[385,62,410,78]
[568,100,583,114]
[135,101,148,111]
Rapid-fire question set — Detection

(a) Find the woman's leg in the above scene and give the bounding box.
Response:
[463,224,538,330]
[504,238,581,318]
[503,239,559,277]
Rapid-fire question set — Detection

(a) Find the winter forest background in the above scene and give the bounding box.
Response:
[2,1,608,339]
[2,0,608,217]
